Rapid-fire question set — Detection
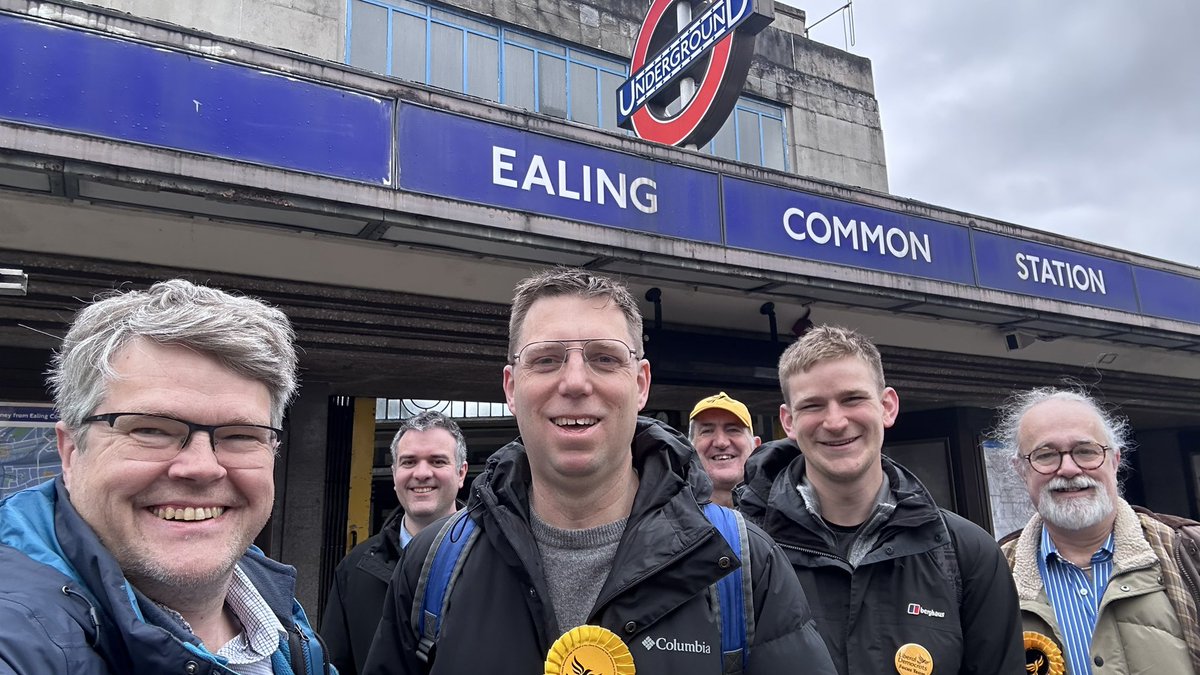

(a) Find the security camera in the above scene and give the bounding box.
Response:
[1004,332,1038,351]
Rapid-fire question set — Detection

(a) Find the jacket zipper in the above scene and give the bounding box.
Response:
[1174,537,1200,608]
[775,541,849,566]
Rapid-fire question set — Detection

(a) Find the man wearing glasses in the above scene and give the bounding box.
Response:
[0,280,331,673]
[996,387,1200,674]
[364,267,835,674]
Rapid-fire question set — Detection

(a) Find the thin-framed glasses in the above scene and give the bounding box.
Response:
[1022,442,1109,475]
[512,338,638,375]
[82,412,281,468]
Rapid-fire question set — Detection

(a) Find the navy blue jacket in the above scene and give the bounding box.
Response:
[0,478,332,675]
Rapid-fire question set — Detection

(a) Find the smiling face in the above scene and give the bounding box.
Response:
[56,339,275,603]
[392,427,467,533]
[503,294,650,493]
[691,408,759,499]
[1017,398,1119,533]
[779,356,898,493]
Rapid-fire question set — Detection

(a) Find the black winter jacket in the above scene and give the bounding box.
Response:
[737,439,1024,675]
[363,417,836,675]
[321,509,406,675]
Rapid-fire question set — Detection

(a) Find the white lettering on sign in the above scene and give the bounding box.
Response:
[1015,253,1107,295]
[492,146,657,214]
[782,207,933,263]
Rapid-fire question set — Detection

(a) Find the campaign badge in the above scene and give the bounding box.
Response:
[544,625,636,675]
[893,642,934,675]
[1023,631,1065,675]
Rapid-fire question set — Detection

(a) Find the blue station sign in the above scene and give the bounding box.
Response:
[397,105,722,242]
[722,177,976,285]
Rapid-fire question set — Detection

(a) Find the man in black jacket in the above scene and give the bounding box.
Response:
[737,324,1024,675]
[363,267,835,675]
[321,411,468,675]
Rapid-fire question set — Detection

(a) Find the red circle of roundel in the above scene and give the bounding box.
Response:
[629,0,736,147]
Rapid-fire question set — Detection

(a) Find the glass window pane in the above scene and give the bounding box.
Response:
[507,32,566,55]
[737,109,761,165]
[569,62,598,126]
[762,115,786,170]
[711,112,737,160]
[600,71,623,131]
[451,401,464,417]
[396,0,426,14]
[387,398,401,419]
[570,48,626,72]
[432,8,498,35]
[539,54,567,118]
[430,24,464,92]
[504,44,535,110]
[393,12,427,83]
[349,0,388,73]
[467,33,500,101]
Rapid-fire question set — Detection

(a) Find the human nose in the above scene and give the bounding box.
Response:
[167,431,228,481]
[1055,451,1084,476]
[413,460,434,479]
[557,349,594,394]
[821,403,848,431]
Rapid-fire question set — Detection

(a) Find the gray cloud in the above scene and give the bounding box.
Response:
[785,1,1200,267]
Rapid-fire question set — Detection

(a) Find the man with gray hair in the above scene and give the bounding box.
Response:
[996,386,1200,674]
[322,410,468,675]
[0,280,331,674]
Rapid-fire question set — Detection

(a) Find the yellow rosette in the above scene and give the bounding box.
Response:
[1023,631,1065,675]
[544,625,635,675]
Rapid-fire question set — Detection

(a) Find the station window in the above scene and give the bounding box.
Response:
[346,0,789,169]
[375,398,512,421]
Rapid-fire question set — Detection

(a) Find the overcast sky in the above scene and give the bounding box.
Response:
[780,1,1200,269]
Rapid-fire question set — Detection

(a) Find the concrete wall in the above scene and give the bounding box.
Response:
[75,0,888,191]
[77,0,343,62]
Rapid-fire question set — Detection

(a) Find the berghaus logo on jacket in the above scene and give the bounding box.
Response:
[640,636,712,653]
[906,602,946,618]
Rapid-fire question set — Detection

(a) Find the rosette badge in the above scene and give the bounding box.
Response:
[544,625,636,675]
[1023,631,1065,675]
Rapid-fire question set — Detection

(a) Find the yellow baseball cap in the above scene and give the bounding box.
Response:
[689,392,753,433]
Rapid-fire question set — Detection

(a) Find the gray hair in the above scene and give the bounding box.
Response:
[49,279,299,434]
[991,386,1133,476]
[391,410,468,468]
[508,267,643,359]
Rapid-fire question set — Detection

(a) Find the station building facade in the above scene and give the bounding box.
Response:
[2,0,1198,616]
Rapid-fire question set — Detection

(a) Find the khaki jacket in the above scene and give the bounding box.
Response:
[1001,498,1199,674]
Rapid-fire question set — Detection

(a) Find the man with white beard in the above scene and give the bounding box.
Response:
[996,387,1200,675]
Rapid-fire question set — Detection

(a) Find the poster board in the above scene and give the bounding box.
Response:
[981,439,1036,538]
[0,402,60,498]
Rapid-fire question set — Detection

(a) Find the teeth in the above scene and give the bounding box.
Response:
[712,454,735,461]
[553,417,597,427]
[152,506,225,521]
[412,487,434,493]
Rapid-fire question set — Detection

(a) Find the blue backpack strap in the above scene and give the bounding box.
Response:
[702,502,753,675]
[411,509,478,664]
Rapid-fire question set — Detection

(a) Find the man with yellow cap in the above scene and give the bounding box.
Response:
[689,392,761,508]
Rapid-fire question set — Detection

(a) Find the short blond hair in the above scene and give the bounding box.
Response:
[777,325,885,404]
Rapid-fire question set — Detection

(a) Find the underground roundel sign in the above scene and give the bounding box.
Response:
[617,0,774,147]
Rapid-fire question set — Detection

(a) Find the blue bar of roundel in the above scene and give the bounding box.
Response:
[397,105,721,242]
[973,231,1139,313]
[0,14,393,185]
[722,176,975,284]
[1133,267,1200,325]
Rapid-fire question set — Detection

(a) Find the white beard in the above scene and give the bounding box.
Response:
[1037,475,1114,530]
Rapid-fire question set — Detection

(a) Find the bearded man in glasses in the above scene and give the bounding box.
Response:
[996,386,1200,675]
[0,280,331,674]
[365,267,835,675]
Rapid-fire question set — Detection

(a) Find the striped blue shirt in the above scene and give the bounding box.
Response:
[1037,527,1115,675]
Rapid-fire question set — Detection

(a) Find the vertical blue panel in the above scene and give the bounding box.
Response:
[1134,267,1200,325]
[972,231,1140,313]
[0,14,394,184]
[397,104,721,241]
[723,176,976,284]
